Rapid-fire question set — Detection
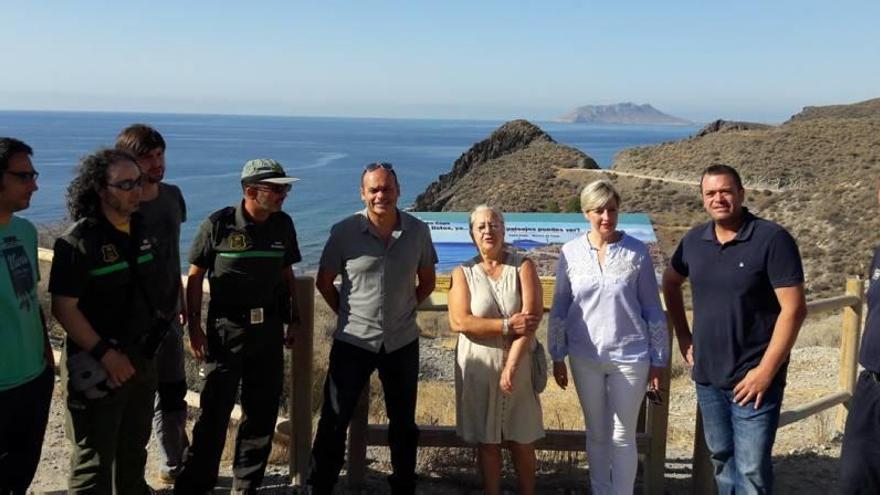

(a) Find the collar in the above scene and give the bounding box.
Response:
[700,207,757,243]
[358,208,406,234]
[234,200,254,229]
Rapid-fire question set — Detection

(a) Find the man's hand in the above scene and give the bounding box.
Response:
[553,361,568,390]
[284,321,300,349]
[678,333,694,366]
[508,312,540,336]
[100,349,135,388]
[733,365,775,409]
[188,324,207,361]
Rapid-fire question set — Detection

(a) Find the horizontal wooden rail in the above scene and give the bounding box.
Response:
[363,424,650,452]
[779,391,851,427]
[805,294,861,315]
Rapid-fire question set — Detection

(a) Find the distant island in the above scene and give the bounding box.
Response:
[557,102,693,125]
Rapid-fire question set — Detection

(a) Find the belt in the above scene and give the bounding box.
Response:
[211,304,277,324]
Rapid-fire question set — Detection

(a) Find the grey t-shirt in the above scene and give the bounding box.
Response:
[319,209,437,353]
[139,182,187,314]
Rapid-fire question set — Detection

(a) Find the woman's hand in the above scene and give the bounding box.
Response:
[500,364,516,395]
[507,312,540,336]
[648,366,665,392]
[553,361,568,390]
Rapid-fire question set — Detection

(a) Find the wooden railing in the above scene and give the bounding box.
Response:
[689,278,864,494]
[336,275,673,495]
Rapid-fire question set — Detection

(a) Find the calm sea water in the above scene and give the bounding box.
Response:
[0,111,697,271]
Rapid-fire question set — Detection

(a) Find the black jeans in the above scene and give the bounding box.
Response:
[309,339,419,495]
[0,365,54,495]
[174,313,283,493]
[839,370,880,494]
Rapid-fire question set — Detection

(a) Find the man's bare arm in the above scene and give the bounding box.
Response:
[734,284,807,408]
[661,264,693,365]
[315,268,340,315]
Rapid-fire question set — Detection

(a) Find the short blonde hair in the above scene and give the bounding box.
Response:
[580,179,621,212]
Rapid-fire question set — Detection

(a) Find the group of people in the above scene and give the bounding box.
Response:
[1,126,878,495]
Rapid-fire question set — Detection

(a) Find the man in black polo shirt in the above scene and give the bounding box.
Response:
[839,183,880,494]
[662,164,806,494]
[50,149,170,494]
[174,159,301,495]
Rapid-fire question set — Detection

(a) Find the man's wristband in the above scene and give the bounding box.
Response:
[502,318,510,337]
[89,340,112,361]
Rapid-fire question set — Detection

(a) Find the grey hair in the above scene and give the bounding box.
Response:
[579,179,621,212]
[468,204,505,230]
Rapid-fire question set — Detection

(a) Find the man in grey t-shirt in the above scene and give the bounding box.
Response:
[116,124,188,484]
[309,163,436,495]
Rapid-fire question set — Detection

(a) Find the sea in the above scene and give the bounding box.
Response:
[0,110,698,271]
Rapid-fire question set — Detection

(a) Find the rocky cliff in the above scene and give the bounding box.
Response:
[557,102,692,125]
[413,119,598,212]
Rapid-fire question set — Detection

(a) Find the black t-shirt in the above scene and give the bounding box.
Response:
[48,213,169,350]
[139,182,187,314]
[188,202,301,309]
[859,247,880,373]
[671,209,804,388]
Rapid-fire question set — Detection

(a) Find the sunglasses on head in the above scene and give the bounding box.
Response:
[253,183,292,194]
[106,175,144,191]
[3,170,39,182]
[364,162,394,172]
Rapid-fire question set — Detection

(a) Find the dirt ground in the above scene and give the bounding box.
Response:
[28,342,848,494]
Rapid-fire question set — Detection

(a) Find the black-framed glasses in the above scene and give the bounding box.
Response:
[106,176,144,191]
[253,183,292,194]
[4,170,40,182]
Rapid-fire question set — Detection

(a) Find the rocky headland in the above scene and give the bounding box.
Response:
[416,97,880,298]
[557,102,693,125]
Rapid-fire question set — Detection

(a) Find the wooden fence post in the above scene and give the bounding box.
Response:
[289,276,315,486]
[836,277,864,431]
[691,406,717,495]
[347,382,370,486]
[644,323,673,495]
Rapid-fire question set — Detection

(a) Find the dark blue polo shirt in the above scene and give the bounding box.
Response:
[671,209,804,388]
[859,247,880,373]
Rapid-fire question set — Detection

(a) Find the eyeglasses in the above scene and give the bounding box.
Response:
[106,175,144,191]
[253,183,292,194]
[364,162,394,172]
[3,170,40,182]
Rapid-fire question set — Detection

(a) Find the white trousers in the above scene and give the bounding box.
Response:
[570,356,649,495]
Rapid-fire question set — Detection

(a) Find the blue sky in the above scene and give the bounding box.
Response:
[2,1,878,123]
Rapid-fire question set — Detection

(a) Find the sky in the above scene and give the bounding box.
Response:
[2,1,879,123]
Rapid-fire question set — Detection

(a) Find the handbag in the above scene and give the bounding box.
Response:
[484,253,548,394]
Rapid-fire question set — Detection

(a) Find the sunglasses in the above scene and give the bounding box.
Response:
[106,175,144,191]
[4,170,40,182]
[364,162,394,172]
[253,183,292,194]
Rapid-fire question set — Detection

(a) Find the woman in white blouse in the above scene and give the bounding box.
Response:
[549,180,668,494]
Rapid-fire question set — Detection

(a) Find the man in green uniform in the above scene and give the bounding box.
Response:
[50,148,171,494]
[0,137,54,495]
[174,159,301,495]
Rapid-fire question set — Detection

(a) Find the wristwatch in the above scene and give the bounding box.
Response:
[502,318,510,337]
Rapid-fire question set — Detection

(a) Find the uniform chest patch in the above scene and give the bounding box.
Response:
[101,244,119,263]
[229,233,248,250]
[872,268,880,281]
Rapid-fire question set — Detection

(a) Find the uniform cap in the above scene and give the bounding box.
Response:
[241,158,300,185]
